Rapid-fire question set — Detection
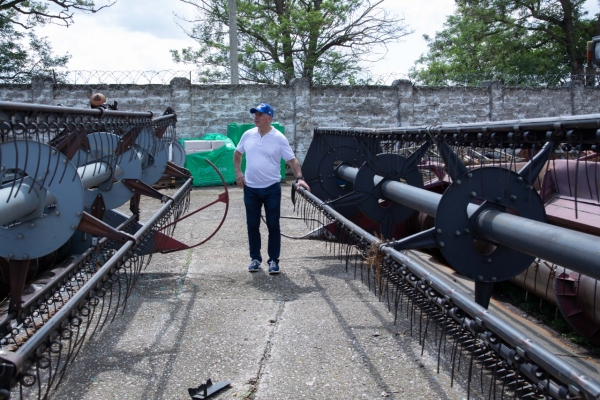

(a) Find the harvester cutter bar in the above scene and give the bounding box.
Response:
[0,178,192,398]
[295,186,600,400]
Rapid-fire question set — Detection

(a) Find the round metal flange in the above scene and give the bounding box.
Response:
[170,141,186,167]
[0,141,84,260]
[314,145,368,199]
[135,128,168,186]
[79,132,142,210]
[302,134,381,205]
[434,167,546,282]
[353,153,424,227]
[140,145,168,186]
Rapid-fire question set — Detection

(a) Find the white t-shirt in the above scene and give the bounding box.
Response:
[236,127,295,188]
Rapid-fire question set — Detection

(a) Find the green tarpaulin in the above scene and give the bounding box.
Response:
[182,133,236,187]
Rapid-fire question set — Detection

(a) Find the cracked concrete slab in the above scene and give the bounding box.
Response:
[52,184,469,400]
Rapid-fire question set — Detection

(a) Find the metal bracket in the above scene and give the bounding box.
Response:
[8,259,30,313]
[164,161,191,179]
[116,126,143,156]
[91,193,106,221]
[52,126,89,159]
[121,179,171,203]
[77,212,135,244]
[188,378,230,399]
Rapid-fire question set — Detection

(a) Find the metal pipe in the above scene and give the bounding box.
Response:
[338,164,441,216]
[0,185,39,226]
[317,112,600,135]
[336,165,600,281]
[476,210,600,281]
[78,162,113,189]
[151,114,177,123]
[0,162,114,225]
[0,101,154,118]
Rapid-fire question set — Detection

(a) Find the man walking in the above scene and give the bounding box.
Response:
[234,103,310,275]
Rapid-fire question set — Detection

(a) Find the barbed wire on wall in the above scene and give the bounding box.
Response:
[2,70,600,89]
[65,70,197,85]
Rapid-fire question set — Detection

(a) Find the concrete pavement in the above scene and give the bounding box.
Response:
[53,184,469,400]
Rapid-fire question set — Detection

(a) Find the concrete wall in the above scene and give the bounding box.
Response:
[1,78,598,162]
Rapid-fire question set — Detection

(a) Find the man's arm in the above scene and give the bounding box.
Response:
[286,158,310,192]
[234,150,245,188]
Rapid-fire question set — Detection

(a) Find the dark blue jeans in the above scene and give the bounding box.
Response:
[243,183,281,263]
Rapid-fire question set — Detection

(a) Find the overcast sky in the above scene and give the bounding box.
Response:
[34,0,600,83]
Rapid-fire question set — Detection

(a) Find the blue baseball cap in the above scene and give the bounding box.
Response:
[250,103,274,117]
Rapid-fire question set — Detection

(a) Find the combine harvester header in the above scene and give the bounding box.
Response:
[294,114,600,399]
[0,100,229,399]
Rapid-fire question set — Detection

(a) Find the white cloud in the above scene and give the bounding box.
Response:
[36,0,197,71]
[368,0,456,79]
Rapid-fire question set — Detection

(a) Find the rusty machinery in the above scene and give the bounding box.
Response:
[292,116,600,399]
[0,101,229,399]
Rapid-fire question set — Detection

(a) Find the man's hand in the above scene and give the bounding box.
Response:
[233,150,245,188]
[235,172,245,188]
[296,179,310,192]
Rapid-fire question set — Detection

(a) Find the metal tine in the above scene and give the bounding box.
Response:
[343,240,351,272]
[450,335,461,387]
[46,125,65,187]
[59,124,81,185]
[132,254,148,292]
[437,321,448,374]
[393,284,401,324]
[313,202,320,233]
[53,321,85,394]
[5,138,22,203]
[420,311,430,357]
[418,308,423,345]
[53,325,78,390]
[594,153,600,203]
[127,255,145,298]
[30,352,52,400]
[302,196,309,228]
[489,357,500,400]
[88,293,107,338]
[120,256,135,301]
[501,370,516,399]
[68,308,95,365]
[364,253,370,290]
[305,197,311,229]
[112,266,130,321]
[353,247,359,280]
[384,274,391,311]
[344,240,353,273]
[467,349,476,400]
[478,350,487,393]
[409,295,414,336]
[308,197,315,229]
[97,277,117,333]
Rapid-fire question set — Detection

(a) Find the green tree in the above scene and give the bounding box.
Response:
[411,0,597,86]
[172,0,411,85]
[0,0,115,28]
[0,11,71,82]
[0,1,115,83]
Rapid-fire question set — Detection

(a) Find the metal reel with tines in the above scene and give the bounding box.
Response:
[134,127,168,186]
[74,132,142,211]
[0,140,84,260]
